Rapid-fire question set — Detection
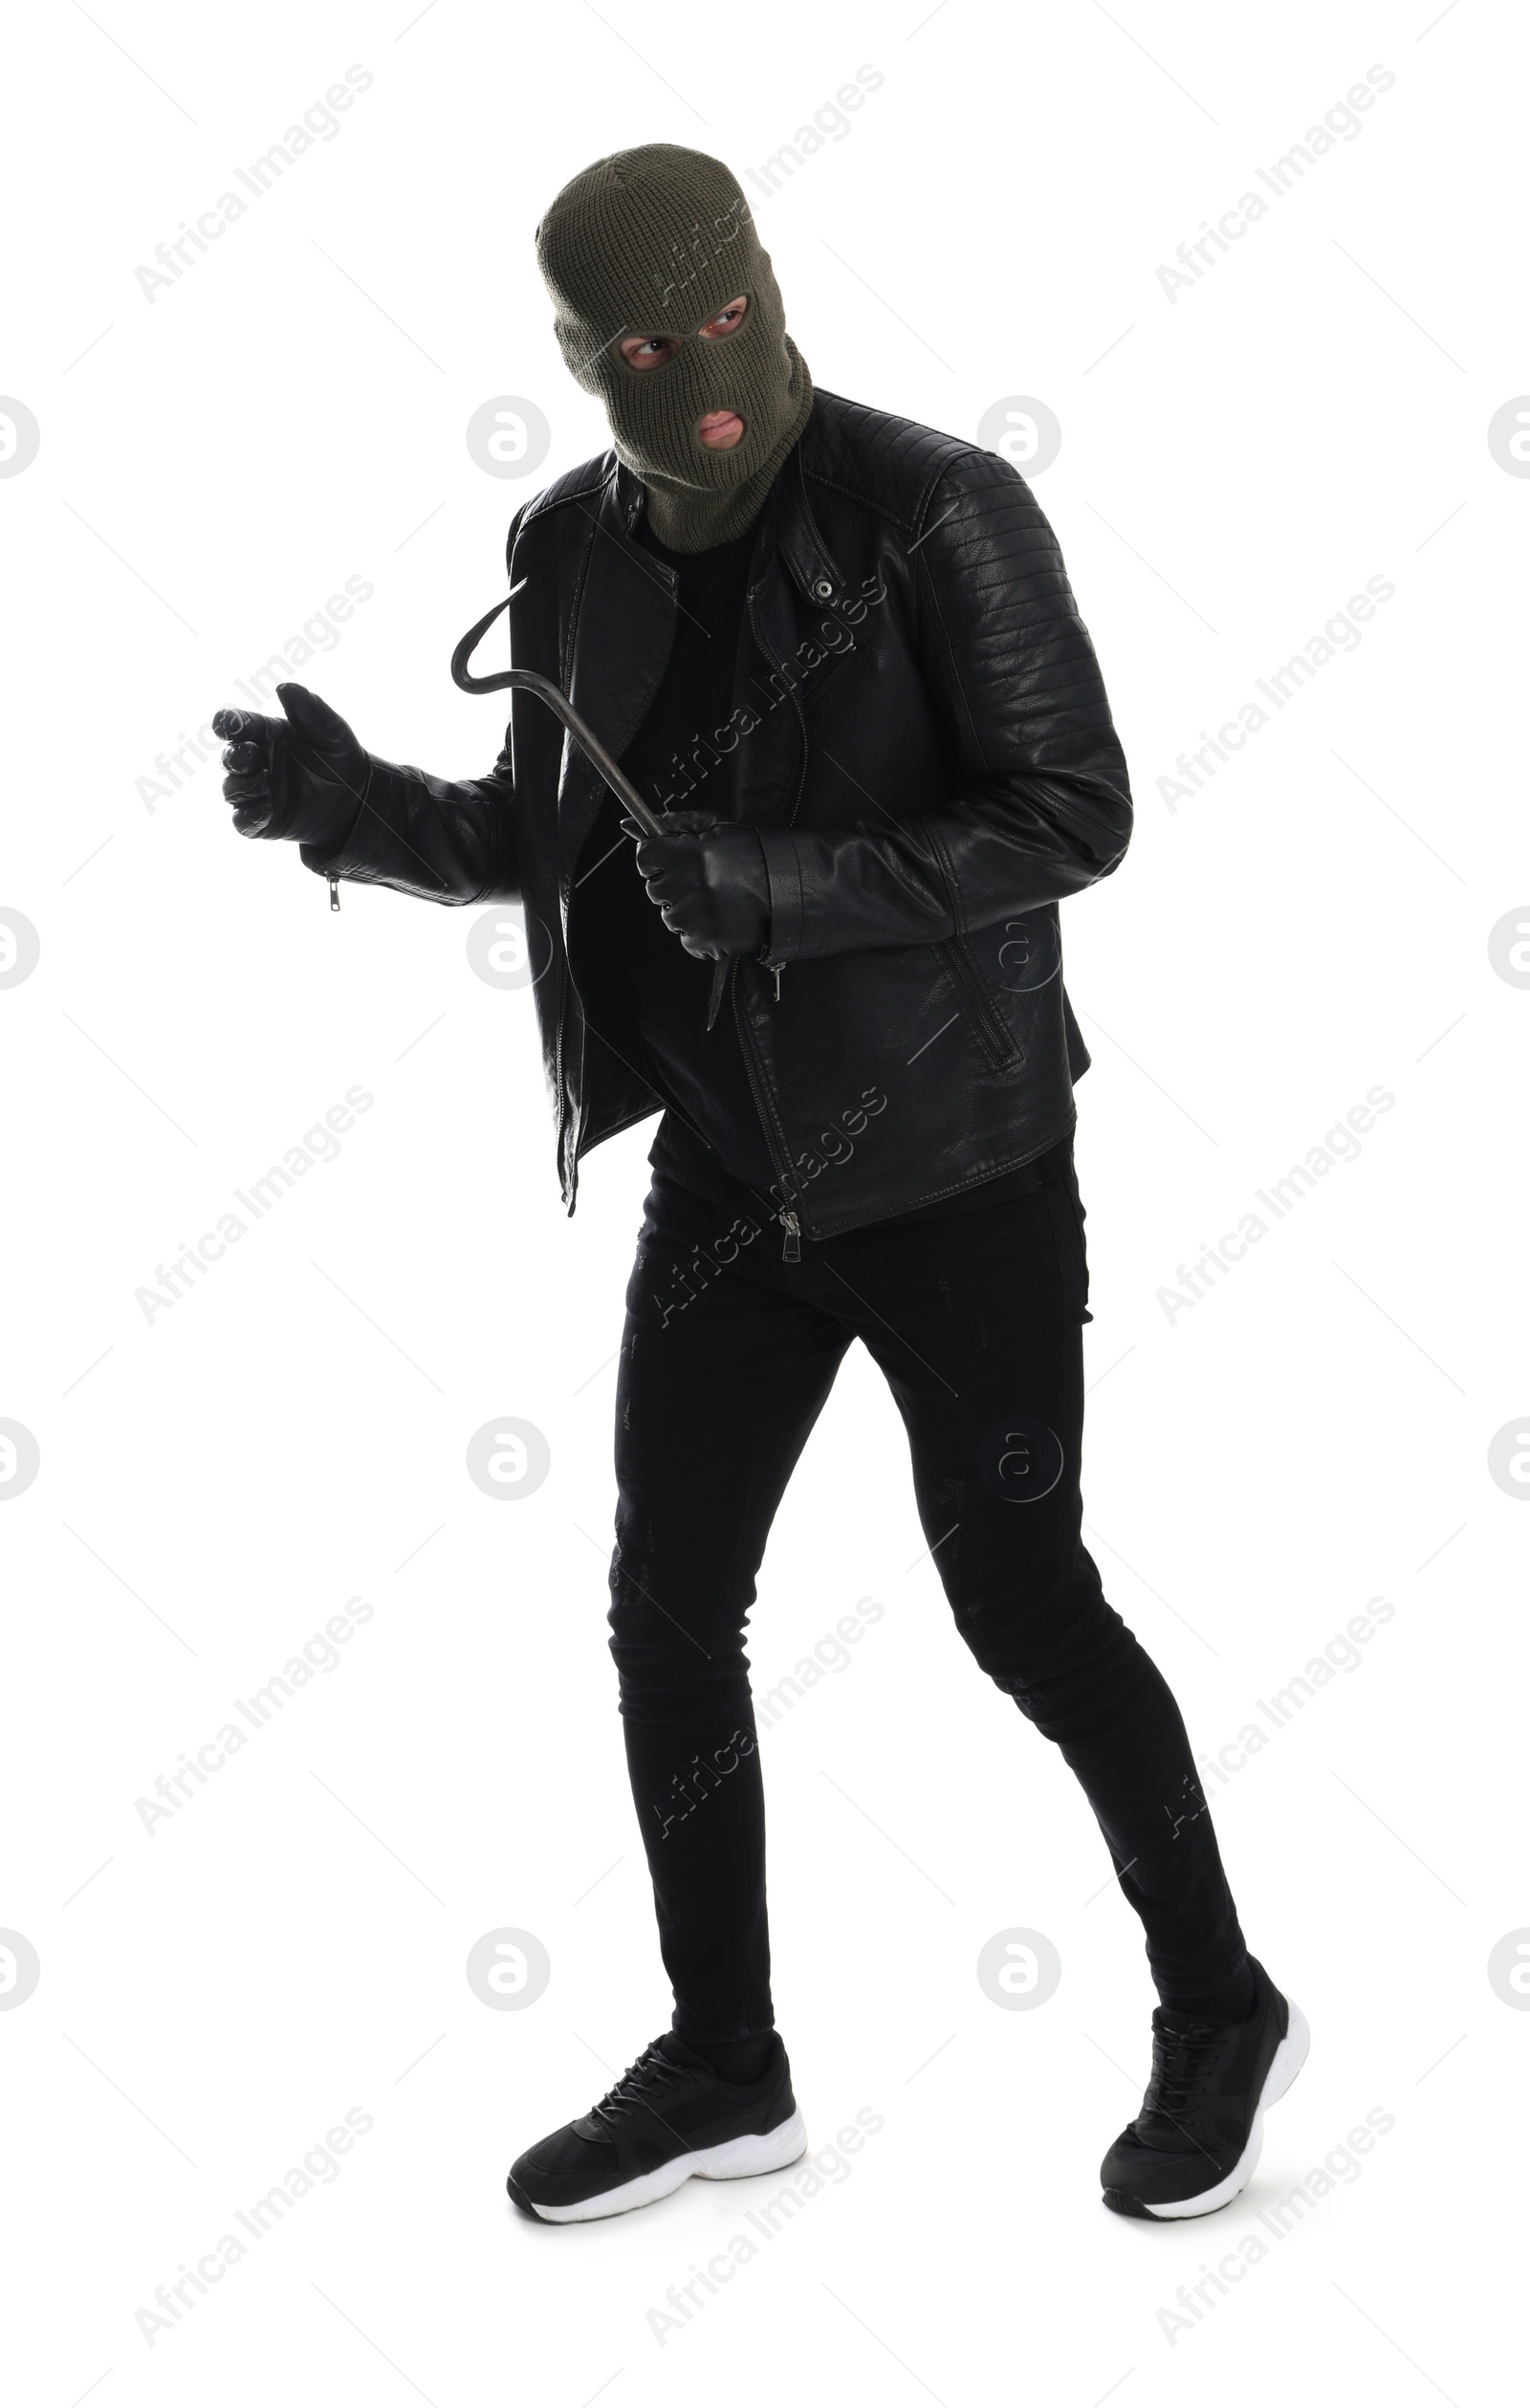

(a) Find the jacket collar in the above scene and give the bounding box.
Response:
[767,428,848,611]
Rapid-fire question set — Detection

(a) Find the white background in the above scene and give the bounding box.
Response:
[2,0,1524,2400]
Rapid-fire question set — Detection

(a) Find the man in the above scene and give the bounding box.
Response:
[215,143,1307,2225]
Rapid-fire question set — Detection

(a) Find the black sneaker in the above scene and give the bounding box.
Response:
[1100,1959,1309,2220]
[507,2032,806,2224]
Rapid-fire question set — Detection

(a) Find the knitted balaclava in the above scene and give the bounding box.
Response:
[535,144,813,552]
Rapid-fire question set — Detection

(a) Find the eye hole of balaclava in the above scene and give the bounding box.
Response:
[618,291,750,376]
[536,143,814,551]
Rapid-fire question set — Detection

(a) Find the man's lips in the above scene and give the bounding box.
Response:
[697,410,745,450]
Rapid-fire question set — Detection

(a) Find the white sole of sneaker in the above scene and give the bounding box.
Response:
[523,2107,810,2225]
[1143,1999,1311,2220]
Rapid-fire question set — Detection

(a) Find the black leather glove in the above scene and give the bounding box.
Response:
[213,683,371,854]
[626,808,772,961]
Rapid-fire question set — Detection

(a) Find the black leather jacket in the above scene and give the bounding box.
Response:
[302,388,1134,1243]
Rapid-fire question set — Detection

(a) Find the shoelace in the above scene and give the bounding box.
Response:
[1146,2022,1227,2120]
[587,2042,682,2134]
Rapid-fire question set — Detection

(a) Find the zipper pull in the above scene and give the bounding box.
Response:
[328,876,340,912]
[778,1207,800,1264]
[770,961,784,1002]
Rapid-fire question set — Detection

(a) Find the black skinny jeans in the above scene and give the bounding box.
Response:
[606,1146,1248,2042]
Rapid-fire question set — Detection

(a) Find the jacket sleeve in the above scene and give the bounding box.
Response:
[298,747,519,906]
[297,505,528,906]
[754,451,1133,960]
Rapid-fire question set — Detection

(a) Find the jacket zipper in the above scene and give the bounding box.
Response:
[734,581,816,1255]
[747,583,810,1007]
[731,959,801,1260]
[939,934,1017,1069]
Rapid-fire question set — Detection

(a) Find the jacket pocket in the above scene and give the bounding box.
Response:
[801,643,855,713]
[938,935,1021,1071]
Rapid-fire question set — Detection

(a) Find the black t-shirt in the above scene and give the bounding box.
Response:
[574,509,1072,1233]
[622,515,754,816]
[577,514,778,1197]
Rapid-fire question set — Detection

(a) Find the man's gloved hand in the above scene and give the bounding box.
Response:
[626,808,772,961]
[212,683,371,852]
